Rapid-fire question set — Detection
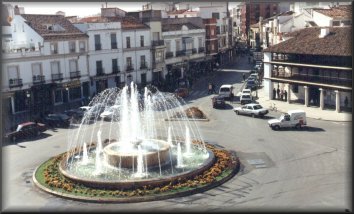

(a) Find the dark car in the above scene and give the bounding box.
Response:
[5,122,47,142]
[64,108,85,123]
[245,80,258,91]
[42,113,71,128]
[212,95,226,109]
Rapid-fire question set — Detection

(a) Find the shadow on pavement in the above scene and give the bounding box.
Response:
[276,126,325,132]
[3,133,53,147]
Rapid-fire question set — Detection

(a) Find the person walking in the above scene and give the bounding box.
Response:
[208,83,212,94]
[284,90,288,102]
[345,96,349,108]
[280,90,284,101]
[242,73,246,82]
[273,88,276,100]
[276,87,280,100]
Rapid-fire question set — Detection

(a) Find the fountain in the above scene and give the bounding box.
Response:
[33,82,240,202]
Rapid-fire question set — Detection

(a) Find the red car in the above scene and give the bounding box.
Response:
[5,122,47,142]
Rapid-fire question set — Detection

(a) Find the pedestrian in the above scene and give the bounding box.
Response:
[345,96,348,108]
[273,88,276,100]
[284,90,288,102]
[212,83,217,94]
[208,83,212,94]
[230,91,234,103]
[242,73,246,82]
[276,87,280,100]
[280,90,284,101]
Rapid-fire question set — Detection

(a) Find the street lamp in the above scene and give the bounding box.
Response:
[26,91,31,120]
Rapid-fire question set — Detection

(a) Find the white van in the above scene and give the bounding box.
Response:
[268,110,306,130]
[219,84,234,99]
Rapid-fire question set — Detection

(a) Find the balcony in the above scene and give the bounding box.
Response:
[176,50,186,57]
[166,51,173,59]
[52,73,63,81]
[152,40,164,46]
[33,75,45,84]
[272,71,352,87]
[111,42,117,49]
[126,65,134,72]
[9,78,23,88]
[112,66,120,74]
[95,43,102,51]
[192,48,197,54]
[140,64,148,70]
[198,47,205,53]
[96,68,104,76]
[69,48,76,53]
[70,71,81,79]
[51,49,58,54]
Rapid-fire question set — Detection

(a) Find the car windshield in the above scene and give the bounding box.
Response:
[253,105,263,110]
[247,81,255,84]
[220,88,230,92]
[242,95,251,99]
[16,125,23,132]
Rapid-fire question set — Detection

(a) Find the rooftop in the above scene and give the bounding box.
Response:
[21,14,88,40]
[313,5,352,19]
[77,15,149,29]
[264,27,352,57]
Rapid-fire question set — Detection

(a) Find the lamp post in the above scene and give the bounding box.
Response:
[66,87,70,110]
[26,91,31,120]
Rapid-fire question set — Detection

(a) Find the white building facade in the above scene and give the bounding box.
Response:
[2,12,89,117]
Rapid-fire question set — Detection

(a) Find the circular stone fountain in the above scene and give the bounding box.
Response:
[33,82,240,202]
[104,139,171,168]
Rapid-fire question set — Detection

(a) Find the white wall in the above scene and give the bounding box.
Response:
[312,11,333,27]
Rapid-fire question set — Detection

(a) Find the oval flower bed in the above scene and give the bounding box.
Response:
[171,107,207,120]
[33,141,240,203]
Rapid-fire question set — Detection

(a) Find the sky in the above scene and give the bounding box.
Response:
[4,2,241,17]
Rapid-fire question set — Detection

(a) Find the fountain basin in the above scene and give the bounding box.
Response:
[59,147,215,190]
[104,139,170,168]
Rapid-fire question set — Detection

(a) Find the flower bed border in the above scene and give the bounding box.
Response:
[33,143,240,203]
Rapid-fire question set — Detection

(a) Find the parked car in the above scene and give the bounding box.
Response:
[212,95,226,109]
[5,122,47,142]
[42,113,71,128]
[233,103,269,118]
[64,108,85,123]
[240,94,253,105]
[241,88,252,95]
[268,110,307,130]
[83,104,106,122]
[175,88,189,98]
[245,80,258,90]
[100,105,121,121]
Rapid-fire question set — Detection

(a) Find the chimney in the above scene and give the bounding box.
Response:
[56,11,65,16]
[319,28,330,38]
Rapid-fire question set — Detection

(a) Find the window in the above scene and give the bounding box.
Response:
[69,41,76,53]
[198,37,203,48]
[156,51,163,63]
[212,12,219,19]
[51,61,60,74]
[32,63,42,76]
[126,57,132,67]
[112,59,119,73]
[126,37,131,48]
[69,60,78,72]
[69,87,82,100]
[79,41,85,52]
[216,26,220,34]
[176,40,181,51]
[332,21,340,26]
[140,35,144,47]
[51,43,58,54]
[211,29,215,35]
[96,61,103,75]
[153,32,160,41]
[165,41,171,52]
[8,66,19,78]
[111,33,117,49]
[140,55,146,68]
[94,34,101,50]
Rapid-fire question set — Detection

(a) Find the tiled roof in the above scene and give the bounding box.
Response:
[120,16,149,29]
[264,27,352,56]
[313,5,352,19]
[21,14,88,40]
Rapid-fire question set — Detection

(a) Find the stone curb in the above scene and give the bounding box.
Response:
[164,118,210,122]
